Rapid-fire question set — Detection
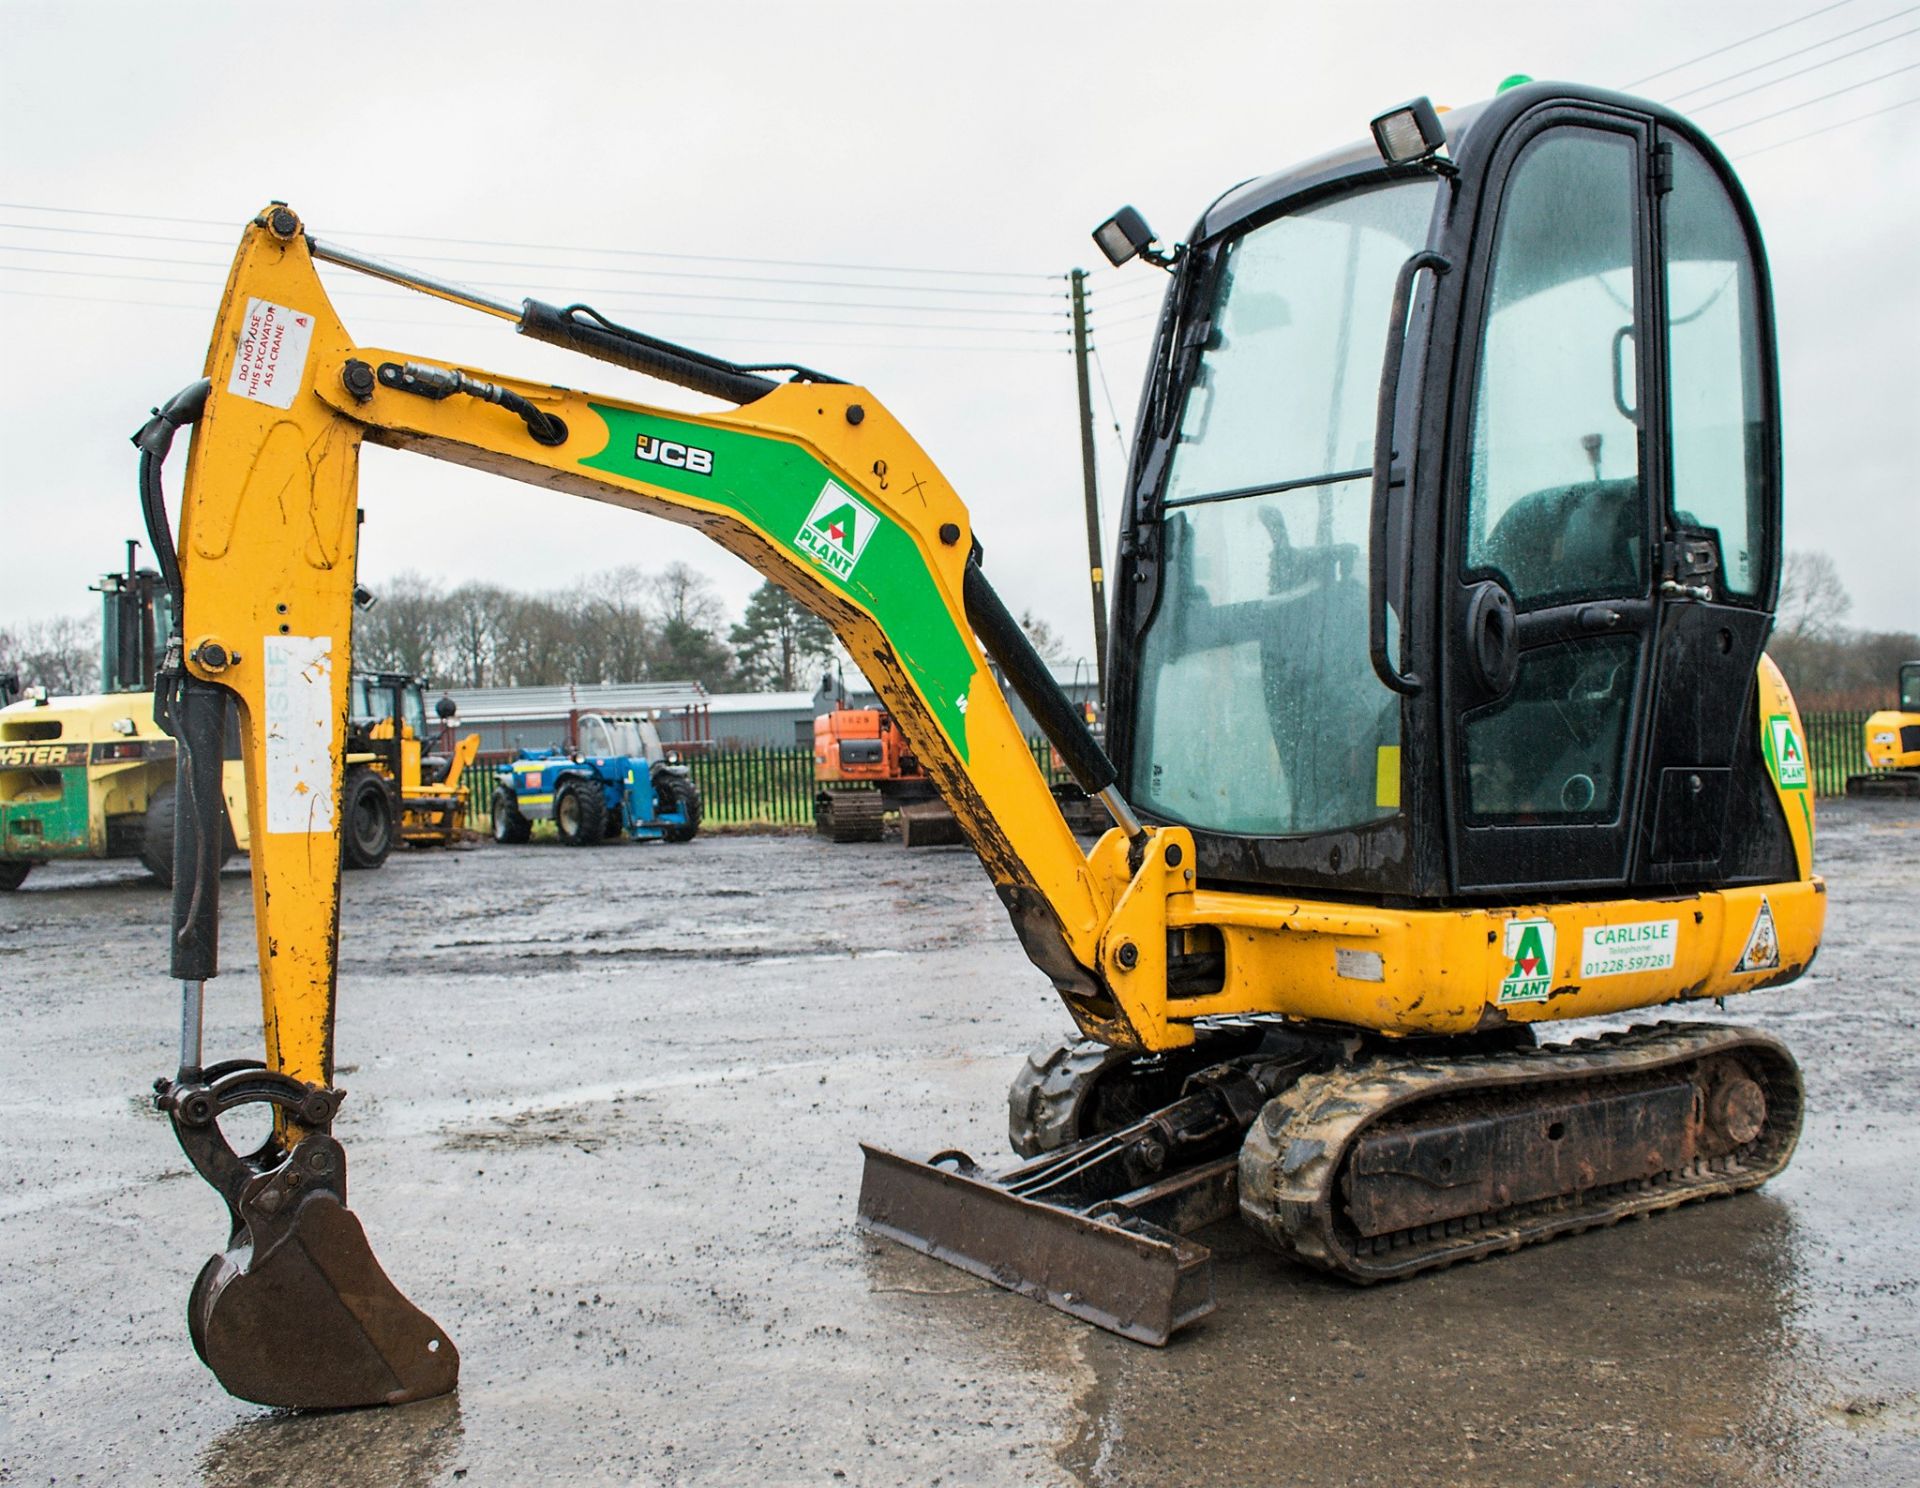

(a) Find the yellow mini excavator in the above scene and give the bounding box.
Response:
[141,81,1823,1407]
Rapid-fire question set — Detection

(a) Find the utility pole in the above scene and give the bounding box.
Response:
[1068,268,1108,709]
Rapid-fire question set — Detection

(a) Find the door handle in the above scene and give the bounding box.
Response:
[1368,249,1449,697]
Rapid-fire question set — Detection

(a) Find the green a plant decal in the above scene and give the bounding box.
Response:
[1498,918,1555,1004]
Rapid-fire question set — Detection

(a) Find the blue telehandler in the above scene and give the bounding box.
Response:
[491,712,701,847]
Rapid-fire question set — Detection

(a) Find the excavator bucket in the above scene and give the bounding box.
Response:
[160,1066,459,1408]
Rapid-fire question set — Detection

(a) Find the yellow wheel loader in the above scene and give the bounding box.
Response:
[140,80,1823,1408]
[343,671,481,865]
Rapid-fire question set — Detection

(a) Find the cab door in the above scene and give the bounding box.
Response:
[1443,112,1661,893]
[1631,130,1781,886]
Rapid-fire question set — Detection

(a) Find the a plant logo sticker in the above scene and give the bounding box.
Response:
[1498,917,1555,1004]
[1766,715,1808,790]
[796,480,879,582]
[1734,896,1781,973]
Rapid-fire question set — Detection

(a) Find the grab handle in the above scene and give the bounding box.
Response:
[1368,250,1448,697]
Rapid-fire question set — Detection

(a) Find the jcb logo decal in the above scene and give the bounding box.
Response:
[635,434,714,475]
[0,742,86,768]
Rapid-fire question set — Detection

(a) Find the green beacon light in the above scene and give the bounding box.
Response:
[1498,73,1533,93]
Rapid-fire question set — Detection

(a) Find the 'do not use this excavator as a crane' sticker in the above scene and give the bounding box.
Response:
[137,80,1823,1408]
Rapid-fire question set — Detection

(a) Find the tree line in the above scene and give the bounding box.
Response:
[1768,551,1918,711]
[350,563,835,693]
[16,550,1890,709]
[3,558,1071,702]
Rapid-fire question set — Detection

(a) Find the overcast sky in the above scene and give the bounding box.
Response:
[2,0,1915,666]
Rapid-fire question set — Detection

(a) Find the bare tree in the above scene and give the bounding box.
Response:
[0,615,101,695]
[443,582,514,687]
[351,572,449,678]
[491,593,575,686]
[649,562,726,632]
[1775,551,1852,642]
[1019,609,1067,663]
[347,561,746,690]
[571,567,654,685]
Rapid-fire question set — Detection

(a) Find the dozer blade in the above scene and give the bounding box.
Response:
[161,1067,458,1408]
[857,1145,1217,1345]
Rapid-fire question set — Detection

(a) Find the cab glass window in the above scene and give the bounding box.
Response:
[1163,182,1439,503]
[1133,181,1435,837]
[1465,129,1645,610]
[1664,137,1766,596]
[1464,635,1640,821]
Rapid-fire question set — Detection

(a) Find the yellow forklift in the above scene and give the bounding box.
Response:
[0,544,247,890]
[138,80,1821,1407]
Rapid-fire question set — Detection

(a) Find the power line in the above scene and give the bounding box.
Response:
[0,265,1070,337]
[1716,57,1920,131]
[0,286,1069,355]
[1665,5,1920,101]
[0,200,1059,284]
[1086,343,1132,470]
[1087,309,1157,333]
[1731,90,1920,153]
[0,218,1069,302]
[0,255,1075,332]
[1626,0,1864,87]
[0,244,1070,320]
[1684,23,1920,112]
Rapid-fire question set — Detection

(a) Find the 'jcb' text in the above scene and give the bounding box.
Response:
[634,435,714,475]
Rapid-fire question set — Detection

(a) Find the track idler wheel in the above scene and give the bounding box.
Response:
[157,1063,458,1408]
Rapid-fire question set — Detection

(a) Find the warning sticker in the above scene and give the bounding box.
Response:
[263,635,334,835]
[1579,919,1677,979]
[226,297,315,409]
[1497,918,1556,1004]
[1734,896,1781,973]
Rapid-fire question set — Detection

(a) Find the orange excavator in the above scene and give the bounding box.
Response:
[812,674,957,844]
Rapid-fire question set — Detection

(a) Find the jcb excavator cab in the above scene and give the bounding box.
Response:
[1108,81,1794,901]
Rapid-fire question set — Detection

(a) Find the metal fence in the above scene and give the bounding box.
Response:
[461,738,1068,830]
[1803,710,1870,799]
[690,749,821,826]
[460,716,1870,829]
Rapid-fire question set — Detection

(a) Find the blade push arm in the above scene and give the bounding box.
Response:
[167,207,1192,1095]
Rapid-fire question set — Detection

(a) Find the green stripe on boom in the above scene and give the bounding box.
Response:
[579,405,974,760]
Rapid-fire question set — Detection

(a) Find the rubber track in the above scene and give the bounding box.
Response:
[818,790,887,843]
[1238,1022,1802,1282]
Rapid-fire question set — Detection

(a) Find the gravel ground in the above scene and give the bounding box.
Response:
[1,798,1916,1486]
